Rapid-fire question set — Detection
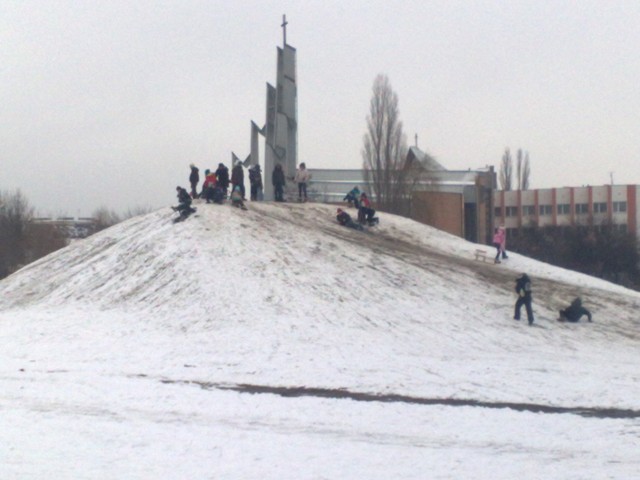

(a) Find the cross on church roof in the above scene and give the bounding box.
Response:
[281,14,288,46]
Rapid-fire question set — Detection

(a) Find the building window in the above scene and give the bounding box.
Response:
[575,203,589,214]
[593,202,607,213]
[505,206,519,217]
[494,207,502,217]
[539,205,552,216]
[613,201,627,213]
[557,204,570,215]
[522,205,535,216]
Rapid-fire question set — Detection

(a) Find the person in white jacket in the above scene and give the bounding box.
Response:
[294,162,310,202]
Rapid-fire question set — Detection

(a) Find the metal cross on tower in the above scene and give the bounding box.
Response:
[281,14,288,46]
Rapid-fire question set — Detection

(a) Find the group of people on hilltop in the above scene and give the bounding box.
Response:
[177,161,313,212]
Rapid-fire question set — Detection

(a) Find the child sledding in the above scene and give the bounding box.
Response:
[172,186,197,222]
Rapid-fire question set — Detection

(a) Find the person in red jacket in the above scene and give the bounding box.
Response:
[201,169,217,203]
[358,192,378,225]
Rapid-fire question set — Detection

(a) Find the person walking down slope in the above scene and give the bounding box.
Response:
[492,227,505,264]
[558,297,593,323]
[336,208,364,231]
[272,163,286,202]
[189,164,200,199]
[249,164,263,201]
[294,162,310,202]
[514,273,534,326]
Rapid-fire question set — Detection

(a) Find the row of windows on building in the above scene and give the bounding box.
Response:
[497,201,628,218]
[505,223,628,238]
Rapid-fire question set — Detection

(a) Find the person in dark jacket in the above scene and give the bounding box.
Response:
[558,297,592,322]
[189,164,200,199]
[231,162,245,200]
[272,163,286,202]
[172,186,196,220]
[249,164,263,201]
[215,163,230,199]
[514,273,534,325]
[336,208,364,231]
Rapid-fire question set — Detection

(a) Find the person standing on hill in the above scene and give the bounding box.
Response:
[231,162,245,200]
[249,164,263,201]
[272,163,286,202]
[215,163,230,199]
[189,164,200,199]
[514,273,534,326]
[294,162,310,202]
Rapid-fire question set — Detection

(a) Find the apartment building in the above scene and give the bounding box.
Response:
[494,185,639,237]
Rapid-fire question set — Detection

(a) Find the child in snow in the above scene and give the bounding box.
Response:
[201,169,217,203]
[358,192,378,225]
[499,225,508,260]
[231,185,247,210]
[558,297,592,323]
[172,186,196,220]
[336,208,364,231]
[514,273,534,326]
[343,186,361,209]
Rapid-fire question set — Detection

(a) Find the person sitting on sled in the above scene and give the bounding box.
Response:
[558,297,592,323]
[230,185,247,210]
[336,208,364,231]
[173,186,196,218]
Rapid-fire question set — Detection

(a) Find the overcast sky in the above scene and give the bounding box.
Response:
[2,0,640,217]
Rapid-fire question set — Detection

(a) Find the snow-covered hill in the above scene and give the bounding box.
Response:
[1,201,639,479]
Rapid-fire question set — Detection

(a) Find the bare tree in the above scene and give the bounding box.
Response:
[91,206,122,233]
[499,148,513,191]
[521,151,531,190]
[362,74,409,214]
[515,148,531,191]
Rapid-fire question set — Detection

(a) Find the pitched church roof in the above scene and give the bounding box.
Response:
[406,146,447,172]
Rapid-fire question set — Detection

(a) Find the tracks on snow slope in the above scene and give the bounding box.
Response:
[158,377,640,420]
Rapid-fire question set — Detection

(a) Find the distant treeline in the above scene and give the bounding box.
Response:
[508,223,640,289]
[0,190,152,280]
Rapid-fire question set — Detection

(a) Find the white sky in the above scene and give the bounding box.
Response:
[2,0,640,216]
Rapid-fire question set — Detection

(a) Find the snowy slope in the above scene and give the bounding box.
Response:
[1,201,639,479]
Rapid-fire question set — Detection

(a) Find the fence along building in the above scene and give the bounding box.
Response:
[494,184,639,237]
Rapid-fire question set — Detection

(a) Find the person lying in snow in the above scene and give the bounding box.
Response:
[558,297,592,322]
[336,208,364,231]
